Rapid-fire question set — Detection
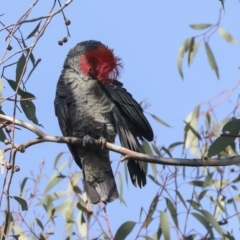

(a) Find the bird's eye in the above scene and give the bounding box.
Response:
[88,68,92,74]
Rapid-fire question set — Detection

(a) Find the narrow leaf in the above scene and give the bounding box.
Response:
[208,136,236,157]
[44,161,68,193]
[188,41,200,65]
[36,218,44,230]
[176,190,187,209]
[188,37,195,65]
[16,54,26,84]
[26,58,41,83]
[26,21,41,39]
[20,99,39,125]
[149,114,171,127]
[218,27,237,44]
[200,210,223,237]
[205,42,219,79]
[160,211,170,240]
[184,121,202,140]
[12,196,28,211]
[191,212,214,237]
[114,221,136,240]
[54,152,65,168]
[144,194,159,228]
[166,198,178,227]
[189,23,212,30]
[22,39,35,65]
[7,79,24,95]
[20,177,28,197]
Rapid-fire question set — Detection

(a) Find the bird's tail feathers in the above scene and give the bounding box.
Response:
[81,150,119,204]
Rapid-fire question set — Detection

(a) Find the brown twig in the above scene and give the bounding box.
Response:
[1,114,240,168]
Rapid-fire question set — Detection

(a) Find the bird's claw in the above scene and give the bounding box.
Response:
[82,135,106,149]
[82,134,93,147]
[98,137,106,149]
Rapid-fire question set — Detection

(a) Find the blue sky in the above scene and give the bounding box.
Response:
[1,0,240,239]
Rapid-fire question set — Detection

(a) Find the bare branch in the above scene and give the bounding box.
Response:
[0,114,240,167]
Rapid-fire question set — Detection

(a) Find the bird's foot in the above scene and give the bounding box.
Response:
[82,135,106,149]
[82,134,94,147]
[98,137,106,149]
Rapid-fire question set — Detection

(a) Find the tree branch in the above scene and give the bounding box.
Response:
[0,114,239,167]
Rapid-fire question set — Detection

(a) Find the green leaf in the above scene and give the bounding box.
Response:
[177,38,191,79]
[151,143,161,156]
[186,200,201,210]
[222,119,240,133]
[0,128,6,143]
[185,234,197,240]
[198,189,208,201]
[20,177,28,197]
[16,54,26,84]
[148,174,161,186]
[118,172,123,198]
[200,210,223,237]
[25,58,41,83]
[183,38,191,52]
[20,99,39,125]
[188,40,200,65]
[12,196,28,211]
[114,221,136,240]
[44,161,68,193]
[205,42,219,79]
[160,211,170,240]
[150,163,157,180]
[188,37,195,65]
[184,105,201,157]
[26,21,41,39]
[166,198,178,227]
[161,146,172,158]
[144,194,159,228]
[44,176,64,194]
[205,112,211,131]
[208,136,236,157]
[184,120,202,140]
[36,218,44,230]
[191,212,214,237]
[177,46,185,79]
[176,190,187,209]
[20,91,35,99]
[77,199,92,214]
[22,39,35,65]
[37,191,69,206]
[168,142,184,150]
[149,113,171,127]
[218,27,237,44]
[188,180,204,187]
[7,79,23,95]
[141,139,153,155]
[53,152,65,168]
[189,23,212,29]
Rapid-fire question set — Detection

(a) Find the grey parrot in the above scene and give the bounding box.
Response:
[54,40,153,204]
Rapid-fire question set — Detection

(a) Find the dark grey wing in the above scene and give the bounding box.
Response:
[54,71,82,169]
[100,81,154,187]
[102,81,153,141]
